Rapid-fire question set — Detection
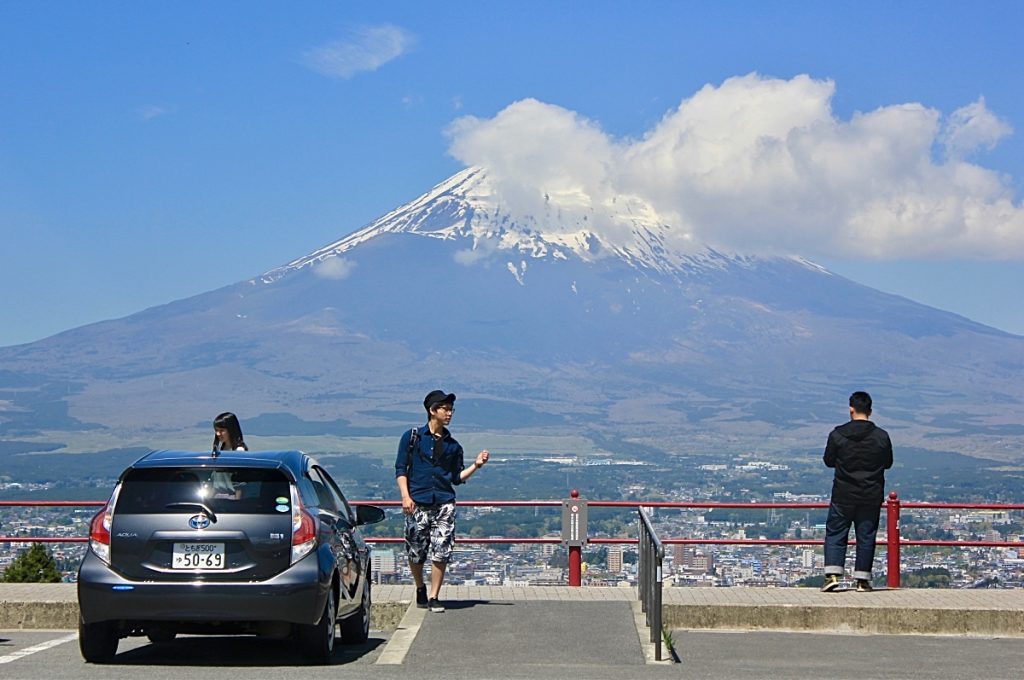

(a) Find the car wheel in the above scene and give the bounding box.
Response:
[146,629,176,644]
[79,617,118,663]
[298,587,336,664]
[340,581,371,644]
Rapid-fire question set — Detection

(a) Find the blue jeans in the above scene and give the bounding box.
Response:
[823,500,881,580]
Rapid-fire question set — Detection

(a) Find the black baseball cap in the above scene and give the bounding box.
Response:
[424,390,456,411]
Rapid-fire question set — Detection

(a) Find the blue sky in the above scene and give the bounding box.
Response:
[1,1,1022,347]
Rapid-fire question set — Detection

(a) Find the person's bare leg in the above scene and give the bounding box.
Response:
[410,561,425,588]
[429,560,447,599]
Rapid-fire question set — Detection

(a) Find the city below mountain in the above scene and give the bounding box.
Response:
[1,168,1022,465]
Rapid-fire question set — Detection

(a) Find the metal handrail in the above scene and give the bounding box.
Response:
[637,506,664,661]
[3,495,1023,589]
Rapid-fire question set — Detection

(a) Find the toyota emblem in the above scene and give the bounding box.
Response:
[189,514,211,530]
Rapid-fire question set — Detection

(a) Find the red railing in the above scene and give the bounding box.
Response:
[3,492,1024,588]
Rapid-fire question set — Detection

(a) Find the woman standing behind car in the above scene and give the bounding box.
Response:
[213,412,248,452]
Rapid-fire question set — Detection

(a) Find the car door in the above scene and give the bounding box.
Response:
[301,466,350,593]
[316,465,369,601]
[306,465,356,600]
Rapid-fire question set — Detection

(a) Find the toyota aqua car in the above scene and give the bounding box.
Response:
[77,449,385,664]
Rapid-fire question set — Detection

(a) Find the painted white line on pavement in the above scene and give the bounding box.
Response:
[376,603,425,665]
[0,632,78,664]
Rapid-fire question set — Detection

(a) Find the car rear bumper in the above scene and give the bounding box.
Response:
[77,551,329,626]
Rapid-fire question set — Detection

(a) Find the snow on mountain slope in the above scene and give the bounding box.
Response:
[260,166,805,283]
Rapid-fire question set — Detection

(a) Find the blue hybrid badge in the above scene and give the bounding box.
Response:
[189,514,211,530]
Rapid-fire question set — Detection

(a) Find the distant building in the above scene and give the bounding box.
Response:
[735,461,790,472]
[674,545,713,573]
[371,549,396,582]
[607,545,624,573]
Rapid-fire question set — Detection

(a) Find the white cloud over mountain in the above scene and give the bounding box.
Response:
[447,74,1023,260]
[314,256,355,280]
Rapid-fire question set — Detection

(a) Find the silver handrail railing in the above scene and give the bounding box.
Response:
[637,506,665,661]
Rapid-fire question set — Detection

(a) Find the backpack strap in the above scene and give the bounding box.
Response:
[405,426,420,474]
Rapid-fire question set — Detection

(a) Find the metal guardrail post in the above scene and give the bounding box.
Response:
[638,506,664,661]
[886,491,901,589]
[639,516,647,613]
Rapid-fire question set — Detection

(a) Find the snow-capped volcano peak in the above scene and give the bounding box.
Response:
[261,167,735,283]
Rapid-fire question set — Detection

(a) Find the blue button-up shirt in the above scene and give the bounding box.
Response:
[395,425,465,505]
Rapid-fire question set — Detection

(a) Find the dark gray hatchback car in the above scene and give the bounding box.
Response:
[77,449,385,664]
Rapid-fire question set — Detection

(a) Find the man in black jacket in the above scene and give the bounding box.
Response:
[821,391,893,592]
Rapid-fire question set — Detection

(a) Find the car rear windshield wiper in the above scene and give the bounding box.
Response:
[165,501,218,523]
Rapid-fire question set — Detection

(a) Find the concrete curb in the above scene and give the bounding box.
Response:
[368,601,410,633]
[5,584,1024,638]
[0,598,410,633]
[0,601,80,629]
[632,600,675,664]
[662,603,1024,637]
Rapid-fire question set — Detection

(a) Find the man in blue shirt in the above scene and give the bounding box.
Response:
[396,390,489,612]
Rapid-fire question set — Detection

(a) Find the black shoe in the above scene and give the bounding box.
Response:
[820,574,841,592]
[428,597,445,613]
[415,585,428,608]
[856,579,874,592]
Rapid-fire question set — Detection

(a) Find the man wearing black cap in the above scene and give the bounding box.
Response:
[395,390,489,612]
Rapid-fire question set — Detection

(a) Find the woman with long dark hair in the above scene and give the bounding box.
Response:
[212,412,248,452]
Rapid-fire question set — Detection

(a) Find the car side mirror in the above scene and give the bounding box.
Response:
[355,504,386,526]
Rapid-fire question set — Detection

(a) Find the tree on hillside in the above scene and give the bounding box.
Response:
[902,567,951,588]
[2,543,62,583]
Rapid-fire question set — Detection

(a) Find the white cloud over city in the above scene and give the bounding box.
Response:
[301,24,413,79]
[447,74,1024,260]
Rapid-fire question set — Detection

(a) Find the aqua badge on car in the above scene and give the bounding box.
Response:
[275,504,289,512]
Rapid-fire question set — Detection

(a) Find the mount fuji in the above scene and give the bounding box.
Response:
[2,168,1022,461]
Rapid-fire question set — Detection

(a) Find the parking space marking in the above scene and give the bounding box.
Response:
[0,632,77,664]
[375,603,424,665]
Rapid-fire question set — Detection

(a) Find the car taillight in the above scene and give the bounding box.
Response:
[89,484,121,565]
[290,485,317,564]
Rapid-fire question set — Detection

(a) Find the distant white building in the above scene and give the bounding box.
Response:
[371,549,396,580]
[735,461,790,471]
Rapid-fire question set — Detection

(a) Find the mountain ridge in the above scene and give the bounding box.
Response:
[0,168,1021,463]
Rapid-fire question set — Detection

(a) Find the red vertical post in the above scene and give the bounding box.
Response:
[568,545,582,586]
[568,489,582,586]
[886,491,901,589]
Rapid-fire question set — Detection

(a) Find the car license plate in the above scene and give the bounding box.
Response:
[172,542,225,569]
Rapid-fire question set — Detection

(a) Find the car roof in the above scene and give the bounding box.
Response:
[128,449,310,474]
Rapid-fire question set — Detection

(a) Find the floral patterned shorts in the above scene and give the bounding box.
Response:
[405,501,457,564]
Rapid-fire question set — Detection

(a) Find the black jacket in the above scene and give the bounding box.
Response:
[824,420,893,504]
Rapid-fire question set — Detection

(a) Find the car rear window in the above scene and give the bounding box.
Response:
[117,467,291,515]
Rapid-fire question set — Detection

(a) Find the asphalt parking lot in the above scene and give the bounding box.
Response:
[4,610,1024,680]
